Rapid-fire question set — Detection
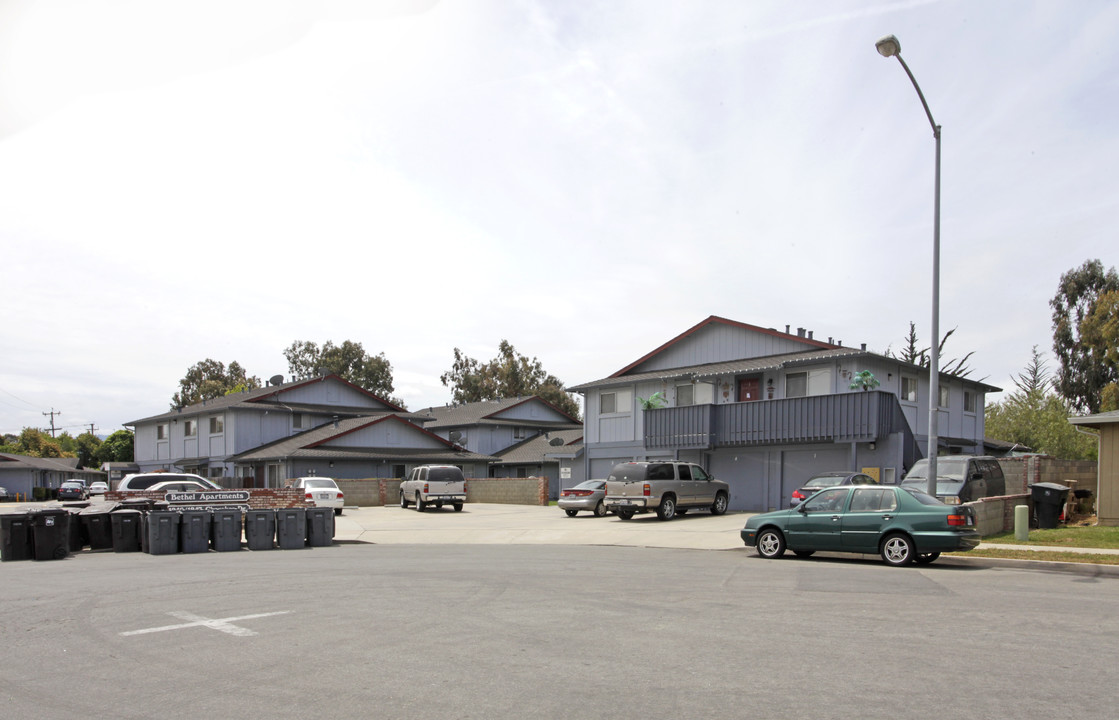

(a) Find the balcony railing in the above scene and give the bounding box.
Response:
[643,391,912,450]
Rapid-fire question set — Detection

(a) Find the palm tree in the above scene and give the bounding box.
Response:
[849,370,881,392]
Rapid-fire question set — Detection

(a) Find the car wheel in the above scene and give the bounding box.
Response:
[711,492,728,516]
[915,552,941,565]
[565,509,578,517]
[881,533,915,566]
[617,510,635,520]
[334,508,342,516]
[453,503,463,512]
[656,495,677,521]
[793,550,815,558]
[415,494,426,512]
[593,500,607,517]
[400,492,409,508]
[756,528,786,559]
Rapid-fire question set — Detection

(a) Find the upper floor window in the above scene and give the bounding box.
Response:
[292,413,304,430]
[901,377,919,403]
[964,391,977,413]
[938,385,950,408]
[600,389,632,414]
[157,424,167,440]
[513,427,527,440]
[785,368,831,398]
[184,420,197,437]
[676,384,694,407]
[209,416,224,434]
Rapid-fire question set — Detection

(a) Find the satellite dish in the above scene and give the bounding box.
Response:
[269,375,284,386]
[449,431,463,443]
[549,437,564,446]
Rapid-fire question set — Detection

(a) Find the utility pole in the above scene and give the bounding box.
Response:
[43,408,61,437]
[87,423,97,436]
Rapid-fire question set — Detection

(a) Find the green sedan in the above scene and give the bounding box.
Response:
[741,485,980,566]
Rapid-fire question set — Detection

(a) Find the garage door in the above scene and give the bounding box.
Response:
[781,448,850,508]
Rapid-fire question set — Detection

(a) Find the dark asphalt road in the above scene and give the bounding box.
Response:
[2,544,1117,719]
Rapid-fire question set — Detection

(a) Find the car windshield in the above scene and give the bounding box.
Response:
[428,468,463,482]
[303,479,338,489]
[804,475,846,488]
[574,480,605,490]
[902,458,969,482]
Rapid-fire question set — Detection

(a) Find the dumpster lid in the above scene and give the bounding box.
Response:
[1030,482,1070,491]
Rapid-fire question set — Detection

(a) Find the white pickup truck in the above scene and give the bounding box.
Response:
[399,465,467,512]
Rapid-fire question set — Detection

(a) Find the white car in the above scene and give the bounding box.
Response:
[147,479,214,494]
[117,472,221,492]
[290,477,345,515]
[89,481,109,495]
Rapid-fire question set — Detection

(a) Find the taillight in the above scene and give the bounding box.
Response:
[305,492,313,500]
[947,513,967,526]
[337,491,344,499]
[792,490,806,500]
[423,483,429,493]
[643,483,651,497]
[463,481,467,492]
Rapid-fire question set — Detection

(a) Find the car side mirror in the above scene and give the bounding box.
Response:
[796,504,808,514]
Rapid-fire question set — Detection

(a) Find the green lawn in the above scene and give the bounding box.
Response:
[981,524,1119,549]
[954,548,1119,565]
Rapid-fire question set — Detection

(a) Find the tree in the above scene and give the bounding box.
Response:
[74,432,103,469]
[2,428,70,458]
[172,359,261,408]
[440,340,581,419]
[1079,288,1119,412]
[95,429,134,463]
[884,323,975,378]
[284,340,404,408]
[984,347,1096,460]
[1050,259,1119,413]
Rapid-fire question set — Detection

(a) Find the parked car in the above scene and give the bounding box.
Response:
[899,455,1006,505]
[88,481,109,495]
[290,477,345,515]
[791,471,877,506]
[58,481,89,501]
[605,461,729,520]
[0,486,10,502]
[400,465,466,512]
[117,472,221,492]
[147,479,214,494]
[558,480,608,517]
[742,484,980,566]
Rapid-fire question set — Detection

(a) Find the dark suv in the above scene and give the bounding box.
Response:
[900,455,1006,505]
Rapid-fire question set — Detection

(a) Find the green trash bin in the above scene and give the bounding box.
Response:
[1,512,34,562]
[31,509,71,561]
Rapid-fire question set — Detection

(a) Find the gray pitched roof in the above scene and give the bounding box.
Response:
[415,396,580,429]
[569,347,1002,393]
[228,415,497,463]
[1069,410,1119,427]
[492,429,584,466]
[0,453,106,476]
[125,374,409,425]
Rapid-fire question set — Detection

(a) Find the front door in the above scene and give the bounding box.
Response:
[738,377,761,402]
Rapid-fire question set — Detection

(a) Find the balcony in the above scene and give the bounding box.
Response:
[643,391,913,450]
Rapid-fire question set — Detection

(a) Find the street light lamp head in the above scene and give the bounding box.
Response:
[875,34,901,58]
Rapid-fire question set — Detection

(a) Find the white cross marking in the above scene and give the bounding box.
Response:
[120,610,291,637]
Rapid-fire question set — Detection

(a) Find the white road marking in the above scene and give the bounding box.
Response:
[120,611,291,637]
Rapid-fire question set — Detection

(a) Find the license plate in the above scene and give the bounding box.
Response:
[317,492,330,500]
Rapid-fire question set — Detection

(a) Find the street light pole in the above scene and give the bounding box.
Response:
[875,34,941,498]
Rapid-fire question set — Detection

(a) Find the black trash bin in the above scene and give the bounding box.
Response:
[146,511,180,555]
[110,509,142,552]
[276,507,307,549]
[31,509,71,561]
[81,506,116,550]
[1,512,34,562]
[67,508,85,552]
[305,507,334,547]
[244,510,275,551]
[180,510,212,554]
[1031,482,1070,529]
[210,508,242,552]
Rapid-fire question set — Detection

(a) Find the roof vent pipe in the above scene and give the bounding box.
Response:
[861,343,867,351]
[808,331,814,340]
[797,327,805,337]
[785,325,790,334]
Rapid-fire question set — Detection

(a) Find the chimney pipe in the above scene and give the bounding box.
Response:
[861,343,867,351]
[797,327,805,337]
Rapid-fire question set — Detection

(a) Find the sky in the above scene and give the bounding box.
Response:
[0,0,1115,438]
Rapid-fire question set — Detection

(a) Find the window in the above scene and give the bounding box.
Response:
[938,385,950,408]
[692,466,710,482]
[516,468,528,478]
[786,368,831,398]
[678,464,692,480]
[209,467,224,479]
[964,391,976,413]
[901,377,918,403]
[786,373,808,398]
[157,424,167,440]
[600,389,632,414]
[184,420,197,437]
[513,427,527,440]
[209,416,224,434]
[802,488,847,512]
[292,413,304,430]
[676,384,694,407]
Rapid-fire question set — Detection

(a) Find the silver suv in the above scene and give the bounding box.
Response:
[604,461,730,521]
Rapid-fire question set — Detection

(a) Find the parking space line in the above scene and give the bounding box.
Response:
[120,610,291,637]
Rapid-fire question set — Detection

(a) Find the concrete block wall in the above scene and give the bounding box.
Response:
[335,477,548,507]
[998,457,1098,495]
[966,494,1031,536]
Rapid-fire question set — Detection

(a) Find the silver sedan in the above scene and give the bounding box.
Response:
[558,480,608,517]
